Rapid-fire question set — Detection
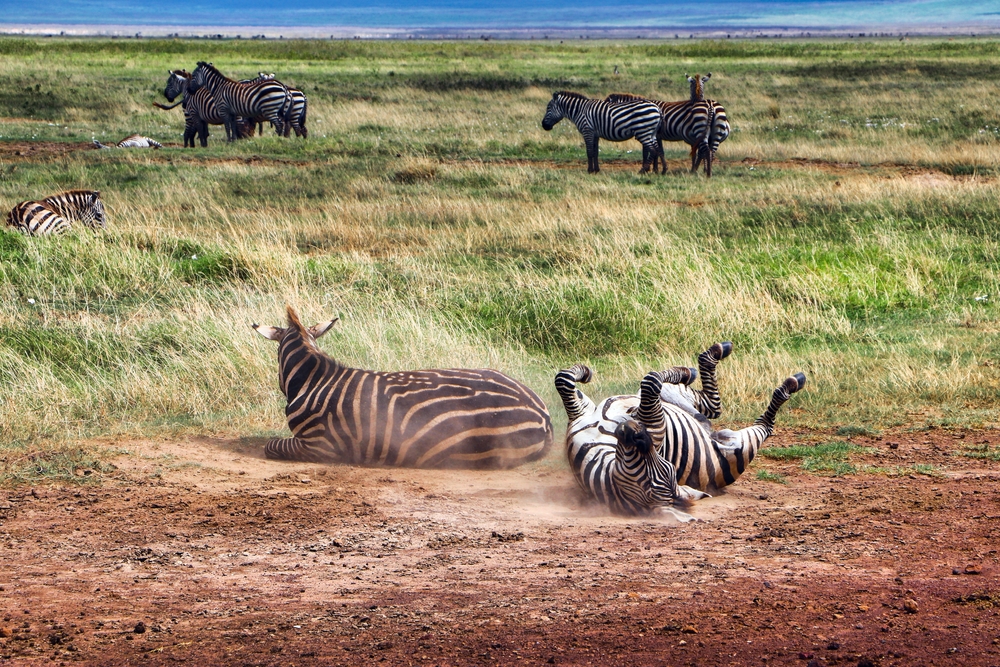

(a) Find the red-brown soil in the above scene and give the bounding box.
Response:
[2,429,999,667]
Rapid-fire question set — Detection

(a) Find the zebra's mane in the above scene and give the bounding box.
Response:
[555,91,592,101]
[285,305,323,356]
[195,61,231,82]
[171,69,191,79]
[44,189,100,199]
[606,92,648,102]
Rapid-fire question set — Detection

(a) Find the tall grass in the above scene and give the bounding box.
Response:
[0,37,998,457]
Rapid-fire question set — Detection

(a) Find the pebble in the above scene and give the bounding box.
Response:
[0,627,11,638]
[681,625,698,634]
[827,641,841,650]
[134,621,146,634]
[964,564,981,575]
[798,652,814,660]
[903,599,919,614]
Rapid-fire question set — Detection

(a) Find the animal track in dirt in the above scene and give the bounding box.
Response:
[1,429,999,666]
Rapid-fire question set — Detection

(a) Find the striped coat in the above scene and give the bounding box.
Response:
[541,91,664,174]
[93,134,162,149]
[240,73,307,138]
[606,74,729,176]
[156,70,253,146]
[556,364,707,520]
[190,62,291,141]
[558,343,806,496]
[6,190,106,235]
[255,307,554,469]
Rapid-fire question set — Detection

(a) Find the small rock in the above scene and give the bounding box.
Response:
[0,627,11,638]
[947,648,959,654]
[952,568,963,575]
[299,477,311,484]
[828,641,841,650]
[798,652,814,660]
[678,640,687,646]
[681,625,698,634]
[808,660,822,667]
[759,494,769,500]
[889,442,899,449]
[858,659,876,667]
[964,564,981,575]
[133,621,146,634]
[857,604,869,612]
[903,599,918,614]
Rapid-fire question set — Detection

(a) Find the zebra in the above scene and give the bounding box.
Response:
[93,134,162,149]
[606,73,729,177]
[6,190,106,235]
[556,364,709,520]
[541,91,664,174]
[240,73,308,138]
[557,342,806,496]
[253,307,554,469]
[188,62,291,141]
[156,70,254,147]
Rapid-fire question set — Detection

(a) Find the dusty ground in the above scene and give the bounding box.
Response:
[2,429,999,667]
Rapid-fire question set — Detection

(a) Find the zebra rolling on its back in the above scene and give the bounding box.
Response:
[555,364,709,520]
[254,307,554,469]
[606,73,729,177]
[541,91,664,174]
[557,342,806,497]
[189,62,291,141]
[93,134,162,149]
[6,190,106,235]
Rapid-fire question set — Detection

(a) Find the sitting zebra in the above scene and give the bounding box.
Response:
[556,343,806,510]
[240,73,308,138]
[253,307,554,469]
[6,190,106,235]
[541,91,664,174]
[93,134,162,149]
[606,73,730,177]
[155,70,254,147]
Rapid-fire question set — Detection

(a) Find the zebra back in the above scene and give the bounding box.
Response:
[191,62,291,136]
[6,201,72,235]
[39,190,106,230]
[256,307,553,469]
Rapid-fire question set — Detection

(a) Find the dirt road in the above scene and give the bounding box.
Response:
[1,430,998,666]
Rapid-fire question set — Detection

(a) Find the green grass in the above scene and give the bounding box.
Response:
[959,444,1000,461]
[754,469,788,484]
[0,37,998,465]
[761,441,877,476]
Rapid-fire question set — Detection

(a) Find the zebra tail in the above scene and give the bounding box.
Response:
[554,364,594,423]
[153,101,183,110]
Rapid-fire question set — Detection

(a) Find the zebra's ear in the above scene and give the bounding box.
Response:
[702,73,711,82]
[309,317,339,340]
[252,323,285,341]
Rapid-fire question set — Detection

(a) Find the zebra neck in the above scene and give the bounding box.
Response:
[560,97,592,125]
[277,340,343,402]
[200,65,229,93]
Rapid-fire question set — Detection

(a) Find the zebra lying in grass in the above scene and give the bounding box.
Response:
[606,73,729,177]
[6,190,106,235]
[556,343,806,515]
[254,307,554,469]
[541,91,664,173]
[93,134,163,149]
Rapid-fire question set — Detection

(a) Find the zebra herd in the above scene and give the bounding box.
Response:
[154,62,308,146]
[255,308,805,520]
[543,73,730,176]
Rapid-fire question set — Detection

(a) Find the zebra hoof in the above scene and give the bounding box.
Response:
[708,341,733,361]
[784,373,807,394]
[684,367,698,386]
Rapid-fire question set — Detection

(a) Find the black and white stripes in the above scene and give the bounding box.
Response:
[254,307,554,469]
[541,91,664,173]
[6,190,107,235]
[189,62,291,142]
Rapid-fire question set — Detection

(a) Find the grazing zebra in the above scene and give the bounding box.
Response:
[556,364,709,519]
[240,73,308,138]
[189,62,291,141]
[93,134,162,149]
[558,342,806,497]
[254,307,554,469]
[541,91,663,174]
[156,70,254,147]
[606,73,729,176]
[6,190,106,235]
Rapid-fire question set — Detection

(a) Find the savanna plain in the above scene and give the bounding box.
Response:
[0,37,998,666]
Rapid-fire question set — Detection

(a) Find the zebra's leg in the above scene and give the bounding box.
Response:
[264,437,332,463]
[705,145,713,178]
[586,136,600,173]
[686,341,733,419]
[636,367,695,448]
[715,373,807,463]
[554,364,597,423]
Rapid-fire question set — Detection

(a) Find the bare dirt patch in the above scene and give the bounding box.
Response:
[2,429,999,666]
[0,141,92,162]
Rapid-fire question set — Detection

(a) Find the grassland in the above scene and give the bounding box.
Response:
[0,37,998,471]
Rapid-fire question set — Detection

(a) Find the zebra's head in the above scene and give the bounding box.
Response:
[614,419,653,457]
[81,192,107,231]
[541,93,566,131]
[188,62,214,93]
[685,72,711,101]
[253,307,339,345]
[164,70,190,103]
